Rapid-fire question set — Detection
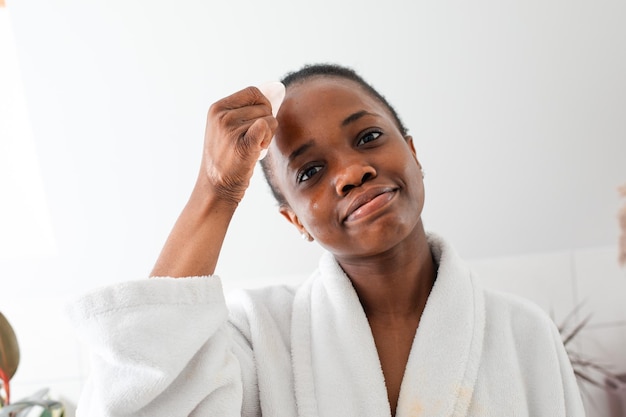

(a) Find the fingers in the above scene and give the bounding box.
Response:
[200,86,280,203]
[219,105,275,133]
[216,110,276,161]
[213,86,270,113]
[244,117,274,151]
[208,86,278,155]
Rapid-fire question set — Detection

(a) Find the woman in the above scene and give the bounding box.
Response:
[68,64,585,416]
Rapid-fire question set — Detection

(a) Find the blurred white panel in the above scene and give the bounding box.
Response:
[468,249,577,318]
[0,8,56,261]
[0,297,83,390]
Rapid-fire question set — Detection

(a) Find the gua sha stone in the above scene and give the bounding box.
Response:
[256,81,286,160]
[258,81,285,117]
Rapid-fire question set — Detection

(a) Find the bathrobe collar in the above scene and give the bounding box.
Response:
[291,234,486,417]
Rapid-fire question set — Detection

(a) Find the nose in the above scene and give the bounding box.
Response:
[334,161,377,196]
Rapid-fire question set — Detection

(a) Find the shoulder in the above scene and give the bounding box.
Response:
[227,284,299,317]
[481,285,561,348]
[483,286,551,320]
[225,283,300,343]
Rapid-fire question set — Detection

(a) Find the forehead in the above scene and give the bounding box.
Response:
[279,76,382,121]
[273,77,389,144]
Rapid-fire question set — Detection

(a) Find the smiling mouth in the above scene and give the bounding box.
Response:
[344,189,397,223]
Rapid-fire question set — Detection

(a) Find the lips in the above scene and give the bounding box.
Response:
[344,187,397,223]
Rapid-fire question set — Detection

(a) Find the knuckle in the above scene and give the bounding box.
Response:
[207,101,221,118]
[218,110,235,125]
[237,135,254,156]
[244,85,263,100]
[266,116,278,131]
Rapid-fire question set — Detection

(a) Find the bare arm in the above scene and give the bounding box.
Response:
[150,86,277,277]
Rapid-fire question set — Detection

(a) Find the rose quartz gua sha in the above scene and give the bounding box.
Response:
[256,81,285,160]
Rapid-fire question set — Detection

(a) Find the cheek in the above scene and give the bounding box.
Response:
[401,160,425,207]
[399,156,419,181]
[301,190,327,227]
[297,190,340,241]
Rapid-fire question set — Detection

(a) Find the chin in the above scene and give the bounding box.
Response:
[347,219,420,256]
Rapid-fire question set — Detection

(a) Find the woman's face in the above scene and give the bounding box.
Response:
[269,76,425,259]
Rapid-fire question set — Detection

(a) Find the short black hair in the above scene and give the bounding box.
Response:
[281,63,408,136]
[260,63,408,206]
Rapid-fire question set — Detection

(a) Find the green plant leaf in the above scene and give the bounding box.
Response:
[0,312,20,380]
[0,398,64,416]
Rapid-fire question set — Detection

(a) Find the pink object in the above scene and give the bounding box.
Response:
[258,81,285,117]
[256,81,285,160]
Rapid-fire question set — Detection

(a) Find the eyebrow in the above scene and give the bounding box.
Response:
[287,110,379,164]
[288,140,315,163]
[341,110,377,127]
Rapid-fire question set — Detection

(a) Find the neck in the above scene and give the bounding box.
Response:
[336,225,436,320]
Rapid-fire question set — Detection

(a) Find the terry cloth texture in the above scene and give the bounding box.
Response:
[67,234,585,417]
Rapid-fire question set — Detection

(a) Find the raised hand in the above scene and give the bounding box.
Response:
[150,85,282,277]
[200,86,278,205]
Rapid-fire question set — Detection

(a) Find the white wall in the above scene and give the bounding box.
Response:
[1,0,625,415]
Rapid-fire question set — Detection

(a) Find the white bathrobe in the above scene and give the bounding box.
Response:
[67,235,585,416]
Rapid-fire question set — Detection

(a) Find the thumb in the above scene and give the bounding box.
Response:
[243,117,273,153]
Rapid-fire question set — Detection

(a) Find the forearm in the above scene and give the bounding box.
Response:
[151,86,276,278]
[150,177,238,278]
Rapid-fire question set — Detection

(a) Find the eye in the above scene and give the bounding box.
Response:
[357,130,382,146]
[297,165,322,183]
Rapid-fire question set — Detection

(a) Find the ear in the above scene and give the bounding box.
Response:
[279,204,306,234]
[404,134,416,155]
[405,135,421,165]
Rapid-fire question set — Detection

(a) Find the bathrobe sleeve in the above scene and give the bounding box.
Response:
[471,289,586,416]
[67,276,252,417]
[550,315,587,416]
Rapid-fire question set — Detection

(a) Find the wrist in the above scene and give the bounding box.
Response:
[190,174,242,213]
